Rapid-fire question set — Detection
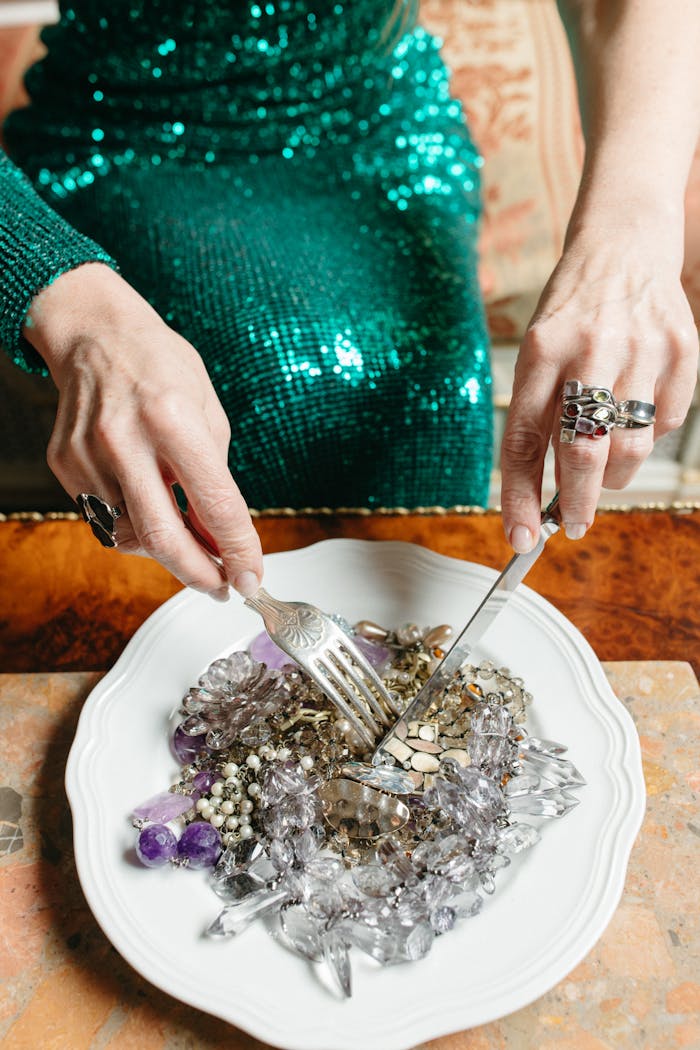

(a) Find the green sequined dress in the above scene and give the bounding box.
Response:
[0,0,492,509]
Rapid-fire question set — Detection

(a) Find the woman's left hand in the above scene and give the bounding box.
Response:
[500,220,699,551]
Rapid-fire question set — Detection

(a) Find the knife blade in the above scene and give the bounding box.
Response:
[372,493,562,765]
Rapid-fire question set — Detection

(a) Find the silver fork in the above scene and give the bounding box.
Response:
[244,589,401,749]
[177,510,399,746]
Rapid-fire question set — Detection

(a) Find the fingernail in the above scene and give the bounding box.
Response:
[211,586,231,603]
[509,524,534,554]
[234,570,261,598]
[564,523,588,541]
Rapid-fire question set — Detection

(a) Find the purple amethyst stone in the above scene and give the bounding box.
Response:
[177,821,222,869]
[136,824,178,867]
[172,725,208,763]
[132,790,194,823]
[248,630,296,670]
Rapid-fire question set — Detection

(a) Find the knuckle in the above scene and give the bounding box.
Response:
[501,425,545,468]
[559,439,604,473]
[138,522,182,560]
[144,389,188,434]
[46,437,65,474]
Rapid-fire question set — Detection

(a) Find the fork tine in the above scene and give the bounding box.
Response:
[314,653,382,745]
[328,643,392,727]
[336,637,402,717]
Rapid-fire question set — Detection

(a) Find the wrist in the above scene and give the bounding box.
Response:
[565,176,686,267]
[22,263,149,378]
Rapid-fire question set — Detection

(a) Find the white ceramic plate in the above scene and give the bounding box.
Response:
[66,540,645,1050]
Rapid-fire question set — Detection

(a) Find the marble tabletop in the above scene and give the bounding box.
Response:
[1,661,698,1049]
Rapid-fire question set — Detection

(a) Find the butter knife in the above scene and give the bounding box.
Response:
[372,493,562,765]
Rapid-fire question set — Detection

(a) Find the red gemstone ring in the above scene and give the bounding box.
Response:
[559,379,618,445]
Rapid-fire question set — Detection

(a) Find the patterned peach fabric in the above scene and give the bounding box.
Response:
[2,2,700,341]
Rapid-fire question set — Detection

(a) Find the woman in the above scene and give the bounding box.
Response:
[1,0,697,599]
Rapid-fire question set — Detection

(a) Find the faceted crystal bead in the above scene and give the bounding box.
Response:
[351,864,399,898]
[345,923,402,965]
[279,903,323,961]
[394,891,429,927]
[172,725,207,763]
[401,922,434,961]
[177,821,222,869]
[211,871,265,902]
[430,905,456,934]
[136,824,178,867]
[497,822,541,854]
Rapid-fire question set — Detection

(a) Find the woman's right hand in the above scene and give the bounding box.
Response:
[23,262,263,600]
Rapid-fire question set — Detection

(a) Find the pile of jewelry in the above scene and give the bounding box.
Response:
[130,617,584,998]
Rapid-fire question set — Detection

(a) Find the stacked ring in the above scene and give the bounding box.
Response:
[76,492,124,548]
[559,380,656,444]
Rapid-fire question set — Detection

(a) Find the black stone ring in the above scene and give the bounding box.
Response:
[76,493,124,548]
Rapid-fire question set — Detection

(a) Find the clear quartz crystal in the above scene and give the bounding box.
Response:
[507,788,580,818]
[497,822,541,853]
[322,931,352,998]
[279,903,323,961]
[207,885,289,938]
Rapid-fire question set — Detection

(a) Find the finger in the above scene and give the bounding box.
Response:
[602,425,654,490]
[554,373,617,534]
[174,452,263,597]
[118,458,232,598]
[500,344,559,552]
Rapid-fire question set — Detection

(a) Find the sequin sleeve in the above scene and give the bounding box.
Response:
[0,150,118,374]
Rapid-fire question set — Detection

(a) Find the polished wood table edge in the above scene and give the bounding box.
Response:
[1,512,698,676]
[2,502,700,520]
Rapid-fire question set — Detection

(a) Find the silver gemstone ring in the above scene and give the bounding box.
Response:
[559,380,656,444]
[615,398,657,429]
[559,379,617,444]
[76,492,124,548]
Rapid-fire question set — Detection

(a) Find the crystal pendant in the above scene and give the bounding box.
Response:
[507,788,580,818]
[322,930,352,998]
[207,885,289,938]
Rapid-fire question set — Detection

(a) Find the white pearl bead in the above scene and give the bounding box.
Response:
[210,813,225,828]
[195,798,209,813]
[225,776,242,790]
[335,718,351,735]
[238,814,250,826]
[276,747,291,760]
[225,816,239,830]
[246,754,261,770]
[239,799,254,814]
[247,783,261,798]
[220,800,235,815]
[265,748,277,760]
[210,781,224,797]
[222,762,239,777]
[230,792,243,803]
[300,755,314,770]
[239,825,254,840]
[200,804,214,820]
